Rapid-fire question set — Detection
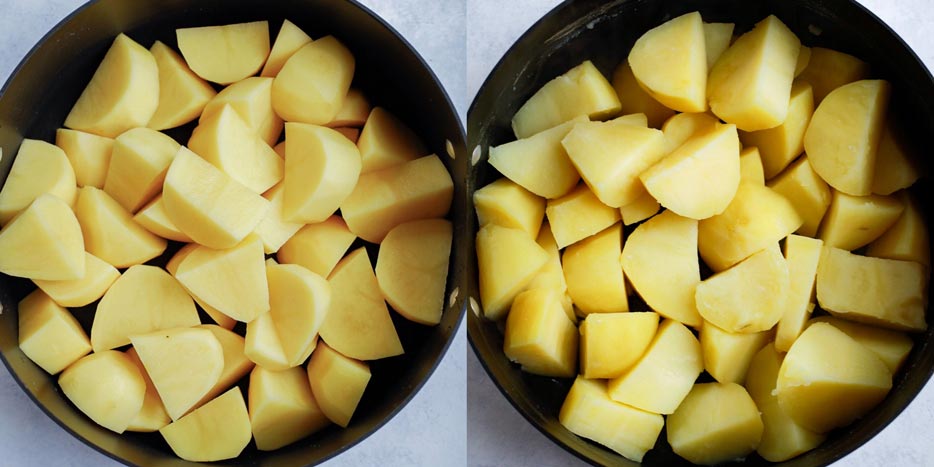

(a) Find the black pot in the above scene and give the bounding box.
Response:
[0,0,467,465]
[467,0,934,465]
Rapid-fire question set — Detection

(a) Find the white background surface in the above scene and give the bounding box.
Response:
[0,0,467,466]
[466,0,934,466]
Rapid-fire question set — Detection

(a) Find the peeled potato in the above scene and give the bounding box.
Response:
[0,194,85,281]
[133,194,192,242]
[18,289,91,375]
[562,223,628,314]
[277,215,356,277]
[55,129,113,189]
[488,116,584,199]
[306,341,371,428]
[282,122,361,223]
[475,223,549,321]
[545,183,620,249]
[103,127,180,213]
[159,387,252,462]
[473,177,545,238]
[59,350,146,434]
[261,19,313,78]
[628,12,707,113]
[176,21,270,85]
[249,365,329,451]
[74,186,167,268]
[0,139,77,224]
[272,36,355,124]
[33,252,120,308]
[200,76,284,146]
[327,88,371,127]
[357,106,427,173]
[267,262,331,366]
[503,288,578,378]
[124,348,172,433]
[579,312,658,379]
[148,40,216,131]
[252,183,304,254]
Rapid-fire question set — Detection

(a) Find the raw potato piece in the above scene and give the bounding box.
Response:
[579,312,658,379]
[473,177,545,238]
[200,77,284,146]
[253,183,304,254]
[810,316,914,373]
[147,41,216,131]
[0,194,85,281]
[628,12,707,112]
[775,235,823,352]
[667,383,764,465]
[283,123,362,223]
[64,34,159,137]
[133,194,192,242]
[104,127,181,213]
[249,366,329,451]
[357,107,428,173]
[545,183,620,249]
[277,216,356,277]
[17,290,91,375]
[872,119,920,195]
[739,147,765,184]
[703,22,734,69]
[376,219,452,325]
[611,62,675,128]
[261,19,313,78]
[176,21,270,85]
[867,192,930,266]
[59,351,146,433]
[272,36,354,124]
[74,186,167,268]
[559,377,664,463]
[489,117,584,199]
[619,191,660,226]
[125,348,171,432]
[267,262,331,366]
[306,342,371,427]
[739,80,815,178]
[55,129,114,188]
[795,46,811,76]
[767,155,832,237]
[0,139,77,223]
[327,89,370,128]
[700,322,770,384]
[504,289,578,377]
[819,190,903,251]
[33,252,120,307]
[194,325,255,408]
[660,112,719,154]
[562,223,628,314]
[798,47,870,104]
[475,224,548,320]
[166,245,237,330]
[244,311,296,371]
[160,387,252,462]
[511,61,620,139]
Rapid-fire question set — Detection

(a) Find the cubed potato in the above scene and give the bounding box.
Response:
[667,382,763,465]
[201,77,283,146]
[282,123,361,223]
[580,312,658,379]
[166,244,237,331]
[607,319,703,414]
[133,194,192,242]
[489,117,584,199]
[739,80,814,178]
[739,147,765,184]
[660,112,719,154]
[700,321,771,384]
[64,34,158,137]
[159,387,252,462]
[163,147,270,249]
[272,36,354,124]
[526,223,575,322]
[306,341,371,427]
[341,154,452,243]
[277,215,356,277]
[476,224,549,321]
[545,183,620,249]
[193,325,256,408]
[619,190,660,226]
[260,19,312,78]
[562,223,628,314]
[92,265,199,352]
[629,12,707,112]
[17,289,91,374]
[795,45,811,76]
[611,62,675,128]
[766,155,832,237]
[559,376,664,463]
[0,139,77,224]
[245,311,298,371]
[147,40,216,131]
[809,316,913,374]
[75,186,167,268]
[775,235,823,352]
[562,117,666,207]
[511,61,620,139]
[104,127,180,213]
[327,88,371,128]
[0,194,84,281]
[872,118,920,195]
[252,183,303,254]
[698,182,803,271]
[818,190,903,251]
[797,47,870,104]
[473,177,545,238]
[356,107,428,173]
[59,350,146,433]
[640,123,741,220]
[816,247,927,332]
[804,80,890,196]
[777,322,893,432]
[621,210,702,327]
[867,192,930,266]
[703,22,734,69]
[33,252,119,308]
[124,348,171,432]
[708,15,800,131]
[249,365,329,451]
[503,289,578,377]
[266,262,330,366]
[55,129,113,188]
[176,21,270,84]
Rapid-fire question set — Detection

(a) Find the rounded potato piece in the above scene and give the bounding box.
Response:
[475,224,549,321]
[579,312,658,379]
[545,183,620,249]
[18,289,91,375]
[326,88,371,128]
[472,177,545,238]
[59,350,146,434]
[503,289,579,378]
[277,215,356,278]
[55,129,114,189]
[283,123,362,223]
[33,252,120,307]
[0,194,85,281]
[200,77,284,146]
[103,127,181,213]
[192,325,255,409]
[176,21,270,85]
[267,262,331,366]
[306,341,371,428]
[252,183,304,254]
[562,223,629,314]
[250,365,329,451]
[261,19,313,78]
[159,387,252,462]
[488,117,584,200]
[165,244,236,330]
[133,194,192,242]
[74,186,167,268]
[357,106,428,173]
[660,112,719,154]
[629,12,707,112]
[611,62,676,129]
[0,139,77,224]
[124,347,171,433]
[147,40,216,131]
[272,36,355,124]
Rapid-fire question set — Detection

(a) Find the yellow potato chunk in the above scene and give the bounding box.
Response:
[619,190,660,226]
[503,289,578,377]
[55,129,113,188]
[700,322,771,384]
[272,36,354,124]
[244,311,292,371]
[766,155,832,237]
[277,215,356,277]
[193,325,255,408]
[306,341,371,427]
[739,147,765,184]
[357,107,428,173]
[511,61,620,139]
[739,80,815,178]
[252,183,303,253]
[559,376,664,463]
[867,192,930,266]
[660,111,719,154]
[488,117,584,199]
[703,22,734,69]
[33,252,119,307]
[327,88,370,128]
[473,177,544,238]
[804,80,890,196]
[611,62,675,128]
[64,34,158,137]
[133,194,191,242]
[579,312,658,379]
[810,316,913,374]
[775,235,823,352]
[476,224,548,320]
[795,45,811,76]
[545,183,620,249]
[74,186,166,268]
[159,387,252,462]
[872,119,920,195]
[0,139,77,223]
[526,223,575,323]
[249,365,329,451]
[282,123,361,223]
[797,47,870,104]
[200,77,283,146]
[147,41,216,131]
[176,21,270,85]
[104,127,180,212]
[819,190,903,251]
[667,382,763,465]
[267,262,331,366]
[777,322,892,432]
[261,19,312,78]
[165,244,236,330]
[0,194,85,280]
[124,348,171,432]
[816,247,927,332]
[562,223,628,314]
[607,319,703,414]
[629,12,707,112]
[59,350,146,433]
[17,289,91,375]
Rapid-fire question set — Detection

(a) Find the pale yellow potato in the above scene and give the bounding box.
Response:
[133,194,192,242]
[619,190,660,226]
[579,312,658,379]
[357,106,428,173]
[503,289,578,377]
[629,12,707,112]
[703,22,734,69]
[0,139,76,224]
[59,350,146,433]
[64,34,159,137]
[611,62,675,128]
[795,45,811,77]
[511,60,620,139]
[249,365,329,451]
[55,129,114,188]
[526,223,575,323]
[545,183,620,249]
[147,40,216,131]
[659,111,719,154]
[252,183,303,254]
[559,376,664,463]
[766,155,832,237]
[819,190,903,250]
[562,223,628,314]
[804,80,890,196]
[124,348,171,433]
[17,289,91,375]
[104,127,180,213]
[872,118,920,195]
[176,21,270,85]
[165,244,237,331]
[700,321,771,384]
[607,319,703,414]
[867,192,930,266]
[245,310,295,371]
[0,194,84,281]
[809,316,913,374]
[159,387,252,462]
[200,77,283,146]
[667,382,763,465]
[473,177,545,238]
[798,47,870,104]
[738,146,765,184]
[775,235,823,352]
[75,186,167,268]
[488,117,584,199]
[193,325,255,408]
[739,80,815,178]
[475,223,548,321]
[272,36,354,124]
[326,88,371,128]
[277,215,356,278]
[33,252,119,308]
[816,247,927,332]
[261,19,313,78]
[777,322,892,433]
[282,123,361,223]
[267,262,330,366]
[306,341,371,427]
[707,15,800,131]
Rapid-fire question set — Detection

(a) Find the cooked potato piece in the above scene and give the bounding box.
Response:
[17,290,91,375]
[659,112,719,154]
[0,194,84,281]
[872,119,920,195]
[200,77,283,146]
[357,107,428,173]
[476,224,549,321]
[739,80,814,178]
[176,21,270,84]
[166,244,236,330]
[545,183,620,249]
[59,350,146,433]
[611,62,675,128]
[277,216,356,277]
[629,12,707,112]
[739,147,765,184]
[775,235,823,352]
[700,322,771,384]
[261,19,312,78]
[808,316,914,373]
[703,22,734,69]
[559,376,664,463]
[147,40,216,131]
[797,47,870,104]
[55,129,113,188]
[0,139,77,224]
[104,127,180,213]
[607,319,703,414]
[667,382,763,465]
[33,252,119,308]
[473,177,545,238]
[306,341,371,427]
[252,183,303,254]
[562,223,628,314]
[503,289,578,377]
[526,223,575,322]
[867,192,930,266]
[795,45,811,76]
[816,247,927,332]
[64,34,158,137]
[75,186,167,268]
[619,190,660,226]
[489,117,584,199]
[766,155,832,237]
[804,80,890,196]
[159,387,252,462]
[777,322,892,433]
[511,61,620,139]
[819,190,903,250]
[249,365,329,451]
[580,312,658,379]
[327,88,371,128]
[133,194,192,242]
[272,36,354,124]
[266,262,330,366]
[124,348,171,432]
[282,123,361,223]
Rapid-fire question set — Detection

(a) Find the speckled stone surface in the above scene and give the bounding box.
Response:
[466,0,934,466]
[0,0,466,466]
